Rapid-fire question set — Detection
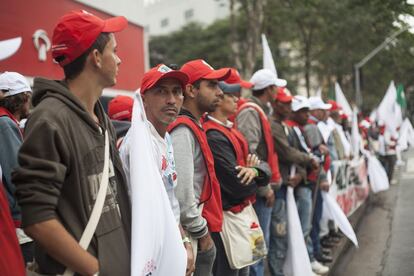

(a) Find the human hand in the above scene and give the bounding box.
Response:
[319,144,329,155]
[235,166,257,185]
[246,153,260,167]
[184,241,195,276]
[287,173,302,188]
[310,158,320,170]
[320,180,330,192]
[198,232,214,252]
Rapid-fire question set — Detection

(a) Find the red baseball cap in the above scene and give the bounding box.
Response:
[328,100,341,112]
[225,68,253,89]
[52,10,128,66]
[275,87,293,103]
[180,59,231,85]
[140,64,189,94]
[108,95,133,121]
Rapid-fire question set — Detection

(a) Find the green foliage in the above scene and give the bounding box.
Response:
[149,0,414,111]
[149,20,233,69]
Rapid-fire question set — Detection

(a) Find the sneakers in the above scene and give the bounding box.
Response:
[311,260,329,275]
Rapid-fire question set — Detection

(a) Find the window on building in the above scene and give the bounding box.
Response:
[184,9,194,20]
[161,18,169,28]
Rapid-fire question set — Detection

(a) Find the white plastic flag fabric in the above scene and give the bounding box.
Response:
[398,118,414,151]
[261,34,287,87]
[335,82,352,117]
[366,152,389,193]
[321,191,359,247]
[377,81,402,136]
[284,186,313,276]
[315,87,322,98]
[124,93,186,276]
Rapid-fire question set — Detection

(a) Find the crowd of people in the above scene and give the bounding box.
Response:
[0,9,401,276]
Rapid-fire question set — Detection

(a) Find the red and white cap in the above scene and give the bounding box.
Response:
[52,10,128,66]
[140,64,188,94]
[180,59,231,85]
[225,68,253,89]
[108,95,133,121]
[275,87,293,103]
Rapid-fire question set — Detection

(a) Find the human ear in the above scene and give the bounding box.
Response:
[91,49,102,68]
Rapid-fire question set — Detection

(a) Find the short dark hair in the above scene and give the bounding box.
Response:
[59,33,111,80]
[252,88,266,97]
[0,92,30,114]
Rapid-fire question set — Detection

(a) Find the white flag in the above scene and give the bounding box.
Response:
[321,191,359,247]
[262,34,287,87]
[335,82,352,117]
[377,81,402,136]
[284,186,313,276]
[124,93,186,276]
[365,151,389,193]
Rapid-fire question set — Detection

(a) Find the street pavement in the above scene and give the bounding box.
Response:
[332,150,414,276]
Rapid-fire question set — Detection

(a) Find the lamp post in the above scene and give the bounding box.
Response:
[354,25,410,107]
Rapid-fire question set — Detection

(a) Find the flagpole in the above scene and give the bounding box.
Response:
[354,26,410,108]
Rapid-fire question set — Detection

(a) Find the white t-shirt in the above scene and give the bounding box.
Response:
[120,121,181,223]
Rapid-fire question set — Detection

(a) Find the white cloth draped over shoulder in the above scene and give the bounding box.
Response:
[120,93,186,276]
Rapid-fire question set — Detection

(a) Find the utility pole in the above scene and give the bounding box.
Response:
[354,26,409,107]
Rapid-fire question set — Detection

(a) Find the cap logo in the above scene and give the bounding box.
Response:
[81,10,94,16]
[158,64,172,73]
[201,60,214,70]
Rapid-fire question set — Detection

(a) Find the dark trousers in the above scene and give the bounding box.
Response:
[212,232,250,276]
[379,154,397,181]
[21,241,34,264]
[311,189,323,256]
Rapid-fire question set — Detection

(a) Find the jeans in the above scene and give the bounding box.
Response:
[310,189,323,256]
[295,186,314,261]
[194,237,217,276]
[268,197,287,276]
[212,232,250,276]
[249,196,272,276]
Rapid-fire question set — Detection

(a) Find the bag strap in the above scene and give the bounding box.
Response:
[62,130,110,276]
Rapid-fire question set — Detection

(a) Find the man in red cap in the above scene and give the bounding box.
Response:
[168,59,230,275]
[13,10,131,275]
[269,89,319,276]
[120,64,195,275]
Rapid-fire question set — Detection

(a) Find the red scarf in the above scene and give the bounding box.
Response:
[0,107,22,138]
[203,118,255,213]
[168,116,223,232]
[236,102,281,183]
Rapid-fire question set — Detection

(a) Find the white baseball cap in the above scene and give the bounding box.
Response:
[0,72,32,97]
[250,69,287,90]
[292,95,310,112]
[308,96,332,110]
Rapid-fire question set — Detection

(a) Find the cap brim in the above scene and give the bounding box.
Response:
[159,71,189,88]
[292,105,309,112]
[277,95,293,103]
[102,16,128,32]
[240,79,253,89]
[275,78,287,87]
[219,81,241,93]
[321,103,332,110]
[204,68,231,81]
